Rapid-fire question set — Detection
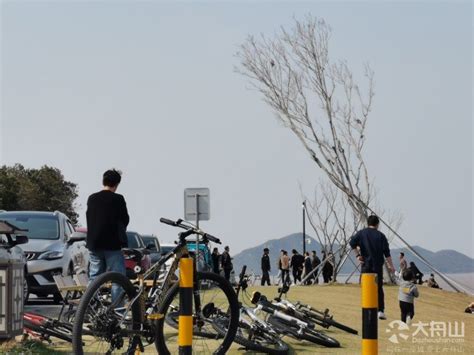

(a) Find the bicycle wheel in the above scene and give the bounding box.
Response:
[72,272,141,355]
[267,315,340,348]
[213,314,289,354]
[155,271,239,354]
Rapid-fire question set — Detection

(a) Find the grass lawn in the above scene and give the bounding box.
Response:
[4,283,472,354]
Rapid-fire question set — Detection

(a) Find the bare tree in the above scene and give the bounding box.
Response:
[237,16,374,223]
[304,180,361,281]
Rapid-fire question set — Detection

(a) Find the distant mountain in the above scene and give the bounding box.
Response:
[232,233,474,276]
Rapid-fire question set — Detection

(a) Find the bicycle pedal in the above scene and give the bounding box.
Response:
[147,313,164,320]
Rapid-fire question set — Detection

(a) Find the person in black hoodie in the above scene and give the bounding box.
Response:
[290,249,304,284]
[221,246,233,281]
[408,262,424,285]
[86,169,129,301]
[261,248,271,286]
[211,247,220,274]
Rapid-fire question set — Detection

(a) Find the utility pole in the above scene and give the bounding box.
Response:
[302,201,306,255]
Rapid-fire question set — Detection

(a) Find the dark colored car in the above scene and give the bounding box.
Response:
[124,231,152,278]
[70,229,152,279]
[141,235,160,264]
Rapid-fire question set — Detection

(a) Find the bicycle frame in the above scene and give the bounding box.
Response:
[116,240,192,330]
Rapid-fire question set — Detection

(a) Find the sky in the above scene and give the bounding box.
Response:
[0,1,472,257]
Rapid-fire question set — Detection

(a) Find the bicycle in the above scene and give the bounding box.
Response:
[212,266,289,354]
[23,312,74,343]
[72,217,239,355]
[273,284,358,335]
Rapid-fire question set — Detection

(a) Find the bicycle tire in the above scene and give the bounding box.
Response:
[213,315,289,354]
[72,272,141,355]
[155,271,239,355]
[267,315,340,348]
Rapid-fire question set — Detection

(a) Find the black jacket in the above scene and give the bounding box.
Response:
[86,190,129,251]
[221,251,233,270]
[261,254,271,272]
[290,254,304,269]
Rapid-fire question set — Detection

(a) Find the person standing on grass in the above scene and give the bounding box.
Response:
[211,247,220,274]
[290,249,304,284]
[399,252,408,276]
[303,252,313,285]
[350,214,396,320]
[276,250,284,285]
[311,250,321,284]
[280,250,290,285]
[398,269,419,325]
[86,169,129,300]
[221,246,233,281]
[408,261,424,285]
[261,248,271,286]
[321,251,333,283]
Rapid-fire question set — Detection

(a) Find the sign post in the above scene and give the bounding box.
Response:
[184,188,210,268]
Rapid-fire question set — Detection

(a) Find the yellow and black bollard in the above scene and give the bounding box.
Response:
[361,273,378,355]
[179,257,193,355]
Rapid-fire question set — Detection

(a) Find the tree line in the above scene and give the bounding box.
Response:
[0,164,79,224]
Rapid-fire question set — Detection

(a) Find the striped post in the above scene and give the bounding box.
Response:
[361,273,378,355]
[179,257,193,355]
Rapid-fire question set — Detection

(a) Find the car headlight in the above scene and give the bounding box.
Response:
[38,251,64,260]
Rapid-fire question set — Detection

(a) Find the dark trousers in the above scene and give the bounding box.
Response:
[261,270,271,286]
[362,266,385,312]
[224,268,231,281]
[399,301,415,323]
[281,269,290,285]
[292,268,302,284]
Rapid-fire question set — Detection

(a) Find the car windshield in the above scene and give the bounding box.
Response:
[161,246,174,255]
[126,232,142,248]
[0,214,59,240]
[142,236,158,251]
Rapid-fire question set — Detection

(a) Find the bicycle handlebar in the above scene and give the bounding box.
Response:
[159,217,221,244]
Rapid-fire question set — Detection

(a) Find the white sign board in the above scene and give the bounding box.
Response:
[184,188,210,222]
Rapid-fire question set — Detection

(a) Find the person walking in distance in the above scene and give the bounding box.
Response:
[261,248,271,286]
[303,252,313,285]
[321,251,333,283]
[311,250,321,284]
[350,215,396,320]
[290,249,304,284]
[221,246,233,281]
[280,250,290,285]
[211,247,220,274]
[86,169,129,300]
[276,250,283,285]
[399,252,408,277]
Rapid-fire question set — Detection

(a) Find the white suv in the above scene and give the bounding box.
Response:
[0,210,88,303]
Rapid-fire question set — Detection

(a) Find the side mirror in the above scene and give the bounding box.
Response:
[13,235,28,246]
[68,232,86,244]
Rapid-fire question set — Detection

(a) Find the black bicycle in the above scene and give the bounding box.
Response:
[251,291,340,348]
[212,266,290,354]
[72,218,239,355]
[273,284,358,335]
